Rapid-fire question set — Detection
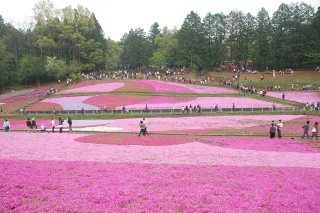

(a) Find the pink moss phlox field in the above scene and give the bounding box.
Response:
[119,97,288,110]
[138,80,238,94]
[114,80,155,92]
[40,96,97,110]
[103,115,305,133]
[1,132,320,168]
[267,91,320,104]
[76,134,195,146]
[27,102,64,112]
[83,94,151,109]
[1,132,320,211]
[202,138,320,153]
[58,83,124,94]
[1,160,320,212]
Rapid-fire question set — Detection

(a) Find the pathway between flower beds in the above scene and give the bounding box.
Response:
[7,114,319,136]
[266,91,320,104]
[0,132,320,211]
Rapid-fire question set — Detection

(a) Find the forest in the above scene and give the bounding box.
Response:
[0,0,319,89]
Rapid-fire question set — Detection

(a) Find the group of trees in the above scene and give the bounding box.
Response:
[0,1,319,89]
[121,2,320,72]
[0,0,107,89]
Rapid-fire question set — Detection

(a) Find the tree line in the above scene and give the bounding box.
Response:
[0,0,319,89]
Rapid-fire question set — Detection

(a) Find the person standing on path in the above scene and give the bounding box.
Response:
[301,121,310,139]
[51,118,55,133]
[26,118,32,132]
[67,117,72,133]
[138,120,145,136]
[3,119,10,132]
[269,124,277,139]
[31,118,37,132]
[59,117,64,133]
[311,122,318,140]
[277,120,283,139]
[143,117,148,135]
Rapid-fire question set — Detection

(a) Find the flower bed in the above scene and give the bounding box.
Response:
[267,91,320,104]
[76,134,195,146]
[1,160,320,212]
[27,102,63,112]
[1,132,320,211]
[29,95,151,111]
[202,137,320,153]
[1,132,320,167]
[114,80,155,92]
[59,83,124,94]
[84,94,150,109]
[116,97,288,110]
[38,96,97,110]
[138,80,239,94]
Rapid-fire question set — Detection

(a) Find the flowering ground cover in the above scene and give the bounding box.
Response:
[137,80,239,94]
[57,79,239,94]
[76,134,195,146]
[27,102,63,112]
[28,95,152,111]
[33,96,97,111]
[116,96,288,110]
[0,132,320,211]
[266,91,320,104]
[113,80,155,93]
[83,94,150,109]
[59,83,124,94]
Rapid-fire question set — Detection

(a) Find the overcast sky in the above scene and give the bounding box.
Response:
[0,0,319,41]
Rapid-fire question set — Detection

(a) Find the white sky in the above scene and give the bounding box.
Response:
[0,0,319,41]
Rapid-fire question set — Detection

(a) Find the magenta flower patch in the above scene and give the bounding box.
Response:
[1,132,320,211]
[59,83,124,94]
[1,160,320,212]
[267,91,320,104]
[138,80,238,94]
[116,97,288,110]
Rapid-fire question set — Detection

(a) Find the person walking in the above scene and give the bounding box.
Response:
[3,119,10,132]
[282,93,285,100]
[277,120,283,139]
[51,118,55,133]
[301,121,310,139]
[269,124,276,139]
[138,120,145,136]
[67,117,72,133]
[311,122,318,140]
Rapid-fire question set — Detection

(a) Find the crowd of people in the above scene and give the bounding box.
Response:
[181,104,202,113]
[2,117,319,141]
[2,117,73,133]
